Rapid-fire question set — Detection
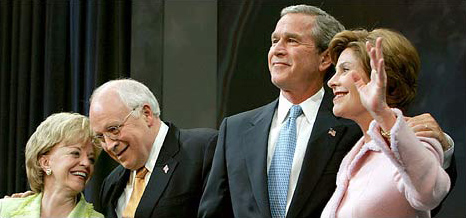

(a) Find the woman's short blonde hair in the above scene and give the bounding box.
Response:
[329,28,420,113]
[25,112,101,193]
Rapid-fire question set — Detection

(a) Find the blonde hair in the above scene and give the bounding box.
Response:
[329,28,420,112]
[25,112,101,192]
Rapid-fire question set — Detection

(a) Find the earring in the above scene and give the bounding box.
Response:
[45,168,52,176]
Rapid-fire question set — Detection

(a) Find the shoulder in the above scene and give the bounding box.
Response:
[0,193,41,217]
[179,127,218,141]
[221,100,278,127]
[0,196,24,211]
[71,194,104,218]
[177,127,218,155]
[232,101,276,119]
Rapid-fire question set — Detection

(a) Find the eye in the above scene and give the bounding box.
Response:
[106,126,121,135]
[287,38,300,45]
[71,151,80,157]
[271,38,279,45]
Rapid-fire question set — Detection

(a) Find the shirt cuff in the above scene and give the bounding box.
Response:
[442,133,454,169]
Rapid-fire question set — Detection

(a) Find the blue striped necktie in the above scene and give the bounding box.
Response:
[268,105,303,218]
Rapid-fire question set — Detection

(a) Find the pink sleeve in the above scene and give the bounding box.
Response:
[368,108,451,210]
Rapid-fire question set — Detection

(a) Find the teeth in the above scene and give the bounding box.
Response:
[71,171,87,178]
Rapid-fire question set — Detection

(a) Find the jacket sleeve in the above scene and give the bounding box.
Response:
[201,130,219,190]
[368,108,451,211]
[198,118,234,218]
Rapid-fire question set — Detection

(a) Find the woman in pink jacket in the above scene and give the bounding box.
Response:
[321,28,450,218]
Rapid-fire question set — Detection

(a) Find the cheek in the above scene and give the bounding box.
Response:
[348,84,361,101]
[267,53,274,69]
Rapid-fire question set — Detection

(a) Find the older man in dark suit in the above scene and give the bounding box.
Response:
[90,79,217,218]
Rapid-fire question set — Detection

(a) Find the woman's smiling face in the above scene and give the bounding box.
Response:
[327,48,370,120]
[41,141,95,194]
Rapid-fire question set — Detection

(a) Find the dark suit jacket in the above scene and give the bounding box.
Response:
[199,87,362,218]
[97,122,218,218]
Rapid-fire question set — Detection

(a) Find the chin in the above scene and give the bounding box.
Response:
[122,161,139,171]
[332,107,348,119]
[70,184,86,194]
[332,107,342,117]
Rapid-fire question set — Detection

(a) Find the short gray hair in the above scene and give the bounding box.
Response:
[90,78,161,117]
[281,4,345,53]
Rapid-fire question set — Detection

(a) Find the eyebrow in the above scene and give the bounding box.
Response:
[271,32,301,40]
[337,61,352,67]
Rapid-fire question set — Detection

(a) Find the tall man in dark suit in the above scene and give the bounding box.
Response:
[89,79,217,218]
[199,4,454,218]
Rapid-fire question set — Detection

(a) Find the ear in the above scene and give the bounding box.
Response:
[39,155,50,171]
[318,49,332,72]
[141,104,155,127]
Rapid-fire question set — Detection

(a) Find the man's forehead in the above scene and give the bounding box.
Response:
[90,90,121,111]
[89,94,126,128]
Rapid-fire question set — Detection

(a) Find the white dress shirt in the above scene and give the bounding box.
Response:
[267,87,324,214]
[443,134,454,169]
[115,122,169,217]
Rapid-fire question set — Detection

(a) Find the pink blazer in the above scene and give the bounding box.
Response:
[321,109,450,218]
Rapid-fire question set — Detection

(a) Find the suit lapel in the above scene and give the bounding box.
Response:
[136,122,180,218]
[108,167,130,218]
[243,100,278,218]
[287,87,347,217]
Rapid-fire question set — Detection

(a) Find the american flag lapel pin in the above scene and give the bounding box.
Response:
[163,165,169,174]
[328,128,336,137]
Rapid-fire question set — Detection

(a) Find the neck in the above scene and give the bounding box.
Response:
[146,117,162,150]
[41,186,77,218]
[281,83,322,104]
[353,112,374,144]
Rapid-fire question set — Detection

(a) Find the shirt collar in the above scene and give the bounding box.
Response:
[277,87,325,124]
[144,121,169,174]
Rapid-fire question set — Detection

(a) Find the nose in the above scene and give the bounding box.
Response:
[327,73,339,89]
[270,39,286,56]
[79,154,92,167]
[102,136,120,155]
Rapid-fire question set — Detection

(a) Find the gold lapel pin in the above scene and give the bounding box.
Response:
[163,165,169,174]
[328,128,336,137]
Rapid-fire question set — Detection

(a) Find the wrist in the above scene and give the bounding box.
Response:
[372,105,396,133]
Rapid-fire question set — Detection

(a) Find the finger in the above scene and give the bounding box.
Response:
[11,193,22,198]
[377,59,386,88]
[409,113,432,123]
[366,41,377,71]
[376,37,383,61]
[406,115,430,126]
[366,40,373,53]
[414,130,434,138]
[24,190,35,197]
[370,47,377,70]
